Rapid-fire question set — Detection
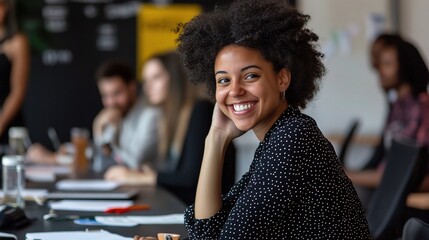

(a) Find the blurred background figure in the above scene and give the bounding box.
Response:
[26,60,160,174]
[104,51,236,205]
[370,34,403,71]
[92,60,160,172]
[0,0,29,145]
[347,37,429,210]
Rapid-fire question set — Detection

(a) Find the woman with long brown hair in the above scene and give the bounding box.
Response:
[105,51,235,205]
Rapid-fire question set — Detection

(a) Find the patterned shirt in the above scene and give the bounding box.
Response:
[185,107,371,239]
[385,92,429,148]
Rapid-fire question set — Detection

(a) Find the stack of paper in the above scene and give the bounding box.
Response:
[55,179,119,191]
[94,214,184,226]
[25,165,71,182]
[0,232,17,240]
[49,200,133,212]
[26,230,130,240]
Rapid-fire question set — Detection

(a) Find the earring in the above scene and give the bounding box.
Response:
[281,91,286,101]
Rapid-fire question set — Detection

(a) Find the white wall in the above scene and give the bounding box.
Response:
[299,0,392,136]
[233,0,429,180]
[401,0,429,65]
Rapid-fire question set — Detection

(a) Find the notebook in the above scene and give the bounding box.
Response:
[46,190,138,200]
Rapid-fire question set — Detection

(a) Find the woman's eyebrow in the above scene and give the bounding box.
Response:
[241,65,262,72]
[215,70,227,76]
[215,65,262,76]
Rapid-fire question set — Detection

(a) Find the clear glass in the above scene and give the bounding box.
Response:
[2,155,25,208]
[71,128,90,174]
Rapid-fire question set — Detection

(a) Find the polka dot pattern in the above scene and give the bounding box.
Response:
[185,107,371,239]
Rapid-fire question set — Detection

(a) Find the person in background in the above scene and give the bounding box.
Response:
[0,0,29,144]
[104,51,236,205]
[347,39,429,205]
[26,60,160,172]
[134,1,370,239]
[370,33,403,71]
[343,33,403,209]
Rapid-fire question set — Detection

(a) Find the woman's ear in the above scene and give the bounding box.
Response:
[278,68,291,92]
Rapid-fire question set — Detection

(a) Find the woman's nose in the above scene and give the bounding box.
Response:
[228,81,245,97]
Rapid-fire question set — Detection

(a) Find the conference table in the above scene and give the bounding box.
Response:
[2,170,189,239]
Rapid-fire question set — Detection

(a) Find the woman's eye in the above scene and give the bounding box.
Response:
[245,73,259,80]
[217,78,230,84]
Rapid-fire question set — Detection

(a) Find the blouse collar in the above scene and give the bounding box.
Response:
[260,106,300,143]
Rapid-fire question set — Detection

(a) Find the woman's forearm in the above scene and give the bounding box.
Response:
[194,130,231,219]
[0,91,25,135]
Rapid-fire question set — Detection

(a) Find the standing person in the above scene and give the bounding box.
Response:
[0,0,29,144]
[105,51,236,205]
[26,60,160,173]
[135,0,370,239]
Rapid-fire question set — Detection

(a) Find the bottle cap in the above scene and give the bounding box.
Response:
[2,155,25,166]
[8,127,28,139]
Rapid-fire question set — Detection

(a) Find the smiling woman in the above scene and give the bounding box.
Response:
[214,45,291,140]
[167,0,372,239]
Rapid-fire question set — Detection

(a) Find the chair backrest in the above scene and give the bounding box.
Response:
[222,142,236,194]
[338,119,360,166]
[367,139,428,240]
[402,218,429,240]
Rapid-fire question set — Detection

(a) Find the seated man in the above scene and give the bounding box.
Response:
[26,60,160,172]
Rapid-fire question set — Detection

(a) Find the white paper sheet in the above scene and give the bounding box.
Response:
[126,214,184,224]
[92,216,139,227]
[92,214,184,226]
[25,165,72,182]
[0,232,17,240]
[25,167,56,182]
[0,189,48,199]
[49,200,133,212]
[26,230,131,240]
[56,179,119,191]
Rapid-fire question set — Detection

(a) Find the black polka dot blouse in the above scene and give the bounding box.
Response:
[185,107,371,239]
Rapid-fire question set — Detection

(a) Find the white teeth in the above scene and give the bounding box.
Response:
[233,103,253,112]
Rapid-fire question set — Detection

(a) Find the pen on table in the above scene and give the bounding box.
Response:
[104,204,151,214]
[43,213,95,221]
[47,127,61,151]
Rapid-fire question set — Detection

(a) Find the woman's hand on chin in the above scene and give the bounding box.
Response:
[210,103,244,141]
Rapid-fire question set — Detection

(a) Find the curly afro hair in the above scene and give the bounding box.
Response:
[176,0,325,108]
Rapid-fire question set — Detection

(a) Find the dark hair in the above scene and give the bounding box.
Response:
[95,60,134,84]
[176,0,325,108]
[373,33,403,46]
[370,33,403,71]
[386,40,429,97]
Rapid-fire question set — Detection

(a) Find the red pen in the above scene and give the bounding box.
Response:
[104,204,151,214]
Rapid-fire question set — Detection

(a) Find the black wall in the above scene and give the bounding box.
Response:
[21,0,294,148]
[23,1,136,148]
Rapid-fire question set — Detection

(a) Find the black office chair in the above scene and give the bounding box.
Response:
[338,119,360,166]
[402,218,429,240]
[367,139,428,240]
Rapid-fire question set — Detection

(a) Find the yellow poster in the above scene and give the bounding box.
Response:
[137,4,201,78]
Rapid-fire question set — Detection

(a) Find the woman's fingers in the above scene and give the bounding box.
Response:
[133,236,157,240]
